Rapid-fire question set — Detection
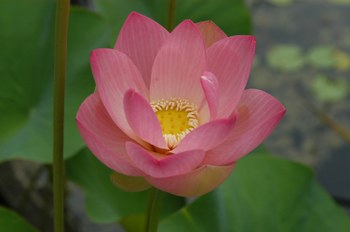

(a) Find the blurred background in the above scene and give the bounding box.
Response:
[249,0,350,211]
[0,0,349,231]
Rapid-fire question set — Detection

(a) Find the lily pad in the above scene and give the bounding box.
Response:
[311,75,349,103]
[158,155,350,232]
[267,44,305,72]
[307,45,335,69]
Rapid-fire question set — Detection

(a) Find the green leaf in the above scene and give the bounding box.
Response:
[66,148,185,223]
[92,0,251,39]
[0,206,38,232]
[159,155,350,232]
[267,44,305,72]
[0,0,111,162]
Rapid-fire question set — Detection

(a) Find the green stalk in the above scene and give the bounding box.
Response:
[167,0,176,31]
[145,188,163,232]
[53,0,70,231]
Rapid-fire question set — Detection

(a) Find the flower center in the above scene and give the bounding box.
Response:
[150,98,199,149]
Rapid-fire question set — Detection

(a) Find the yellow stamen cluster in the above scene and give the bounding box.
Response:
[150,98,199,149]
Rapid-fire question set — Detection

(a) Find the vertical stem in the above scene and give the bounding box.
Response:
[167,0,176,31]
[53,0,70,232]
[145,188,163,232]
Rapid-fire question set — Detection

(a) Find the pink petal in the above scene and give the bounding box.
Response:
[173,115,237,153]
[203,89,286,165]
[126,142,205,178]
[146,163,235,197]
[91,48,149,140]
[115,12,169,87]
[200,71,219,120]
[123,89,167,149]
[207,36,256,118]
[150,20,206,106]
[76,93,142,176]
[196,21,227,48]
[110,172,151,192]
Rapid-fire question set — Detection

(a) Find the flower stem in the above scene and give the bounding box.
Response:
[145,188,163,232]
[167,0,176,31]
[53,0,70,231]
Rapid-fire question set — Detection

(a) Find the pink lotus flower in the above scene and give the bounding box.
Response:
[76,12,285,197]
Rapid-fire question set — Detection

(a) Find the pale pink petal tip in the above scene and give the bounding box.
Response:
[200,71,219,120]
[114,12,169,87]
[123,89,167,149]
[126,142,205,178]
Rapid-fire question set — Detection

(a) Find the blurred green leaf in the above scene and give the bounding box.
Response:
[66,148,185,223]
[159,155,350,232]
[267,44,305,72]
[311,75,349,103]
[307,45,335,69]
[0,0,111,162]
[0,206,38,232]
[174,0,252,35]
[92,0,251,43]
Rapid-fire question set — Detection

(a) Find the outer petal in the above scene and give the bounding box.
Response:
[203,89,286,166]
[207,36,256,118]
[146,163,235,197]
[200,71,219,120]
[173,115,236,153]
[91,48,149,140]
[150,20,206,106]
[115,12,169,87]
[196,21,227,48]
[76,93,142,176]
[126,142,205,178]
[123,89,167,149]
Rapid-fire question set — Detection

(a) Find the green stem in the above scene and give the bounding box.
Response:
[145,188,163,232]
[167,0,176,31]
[53,0,70,232]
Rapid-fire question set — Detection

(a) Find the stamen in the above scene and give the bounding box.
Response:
[150,98,199,149]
